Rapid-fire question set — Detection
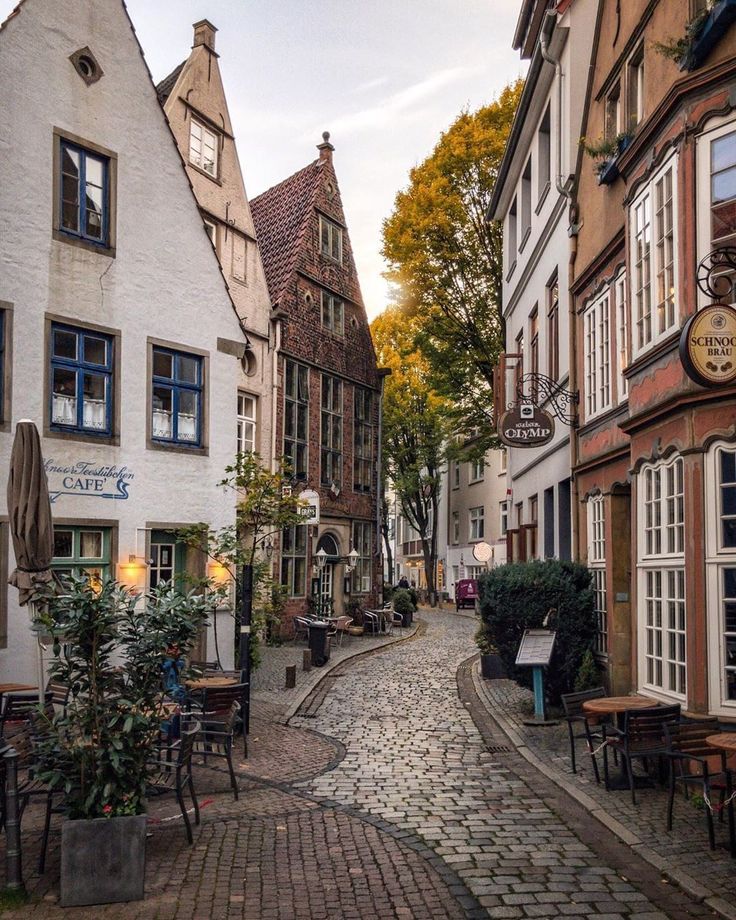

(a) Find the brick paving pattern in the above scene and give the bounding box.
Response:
[0,610,718,919]
[475,675,736,915]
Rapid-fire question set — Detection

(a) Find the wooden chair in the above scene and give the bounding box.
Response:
[193,683,248,756]
[560,687,608,781]
[148,723,201,844]
[603,704,681,803]
[186,702,241,800]
[0,692,53,740]
[664,718,733,850]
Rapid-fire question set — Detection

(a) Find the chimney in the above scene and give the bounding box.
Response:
[192,19,217,53]
[317,131,334,162]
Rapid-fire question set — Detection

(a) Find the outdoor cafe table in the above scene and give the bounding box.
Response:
[705,733,736,857]
[0,684,37,695]
[184,676,238,691]
[582,695,657,790]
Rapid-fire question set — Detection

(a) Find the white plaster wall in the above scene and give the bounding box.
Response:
[0,0,244,680]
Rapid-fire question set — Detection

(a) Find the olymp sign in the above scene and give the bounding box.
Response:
[498,404,555,448]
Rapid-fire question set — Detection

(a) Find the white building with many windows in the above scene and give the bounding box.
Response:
[0,0,247,678]
[489,0,597,563]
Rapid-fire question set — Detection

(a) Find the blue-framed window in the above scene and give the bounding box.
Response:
[151,347,203,447]
[59,140,109,245]
[50,324,113,436]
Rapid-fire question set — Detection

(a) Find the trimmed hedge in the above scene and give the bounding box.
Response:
[478,559,597,704]
[392,588,414,619]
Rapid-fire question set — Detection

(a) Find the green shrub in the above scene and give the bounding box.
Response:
[408,587,418,610]
[383,583,395,604]
[478,559,596,704]
[393,588,414,618]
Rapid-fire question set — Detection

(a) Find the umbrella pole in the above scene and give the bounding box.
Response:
[30,601,45,703]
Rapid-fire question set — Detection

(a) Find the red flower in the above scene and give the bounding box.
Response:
[102,804,113,815]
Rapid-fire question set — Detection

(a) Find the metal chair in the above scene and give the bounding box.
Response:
[664,718,735,851]
[148,722,201,844]
[293,616,311,643]
[187,702,241,800]
[603,704,681,803]
[560,687,608,781]
[333,616,353,646]
[191,683,248,756]
[0,692,53,740]
[362,609,380,635]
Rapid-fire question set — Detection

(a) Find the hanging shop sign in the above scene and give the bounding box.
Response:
[680,303,736,388]
[498,404,555,448]
[298,489,320,525]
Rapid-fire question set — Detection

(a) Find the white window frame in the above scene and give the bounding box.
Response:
[500,501,508,537]
[614,270,629,401]
[705,442,736,714]
[237,392,256,455]
[629,154,679,357]
[319,215,343,263]
[189,118,219,177]
[469,506,485,542]
[583,291,611,420]
[636,456,686,702]
[469,458,484,483]
[587,495,607,657]
[696,115,736,306]
[452,511,460,545]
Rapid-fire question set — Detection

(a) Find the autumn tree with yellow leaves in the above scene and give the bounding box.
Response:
[382,80,523,454]
[372,307,450,606]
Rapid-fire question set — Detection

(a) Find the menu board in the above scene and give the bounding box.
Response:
[515,629,556,667]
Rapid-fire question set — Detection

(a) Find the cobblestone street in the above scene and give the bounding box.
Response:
[0,611,720,919]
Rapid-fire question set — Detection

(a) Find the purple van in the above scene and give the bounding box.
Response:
[455,578,479,611]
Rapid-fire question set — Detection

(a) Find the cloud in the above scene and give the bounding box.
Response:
[309,66,481,139]
[353,75,391,94]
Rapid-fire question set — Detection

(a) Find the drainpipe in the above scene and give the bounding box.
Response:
[375,371,389,583]
[270,309,283,474]
[540,7,580,560]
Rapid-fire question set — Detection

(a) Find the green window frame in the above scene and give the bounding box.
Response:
[52,525,112,589]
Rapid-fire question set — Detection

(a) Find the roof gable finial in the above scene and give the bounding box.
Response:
[317,130,335,161]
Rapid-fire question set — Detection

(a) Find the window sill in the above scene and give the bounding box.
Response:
[45,427,119,447]
[518,227,532,253]
[53,229,115,259]
[319,253,344,267]
[627,329,680,378]
[505,260,517,283]
[188,161,222,186]
[147,440,208,457]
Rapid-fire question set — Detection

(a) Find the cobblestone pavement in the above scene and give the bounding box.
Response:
[252,623,417,723]
[475,676,736,918]
[0,611,719,919]
[293,610,715,920]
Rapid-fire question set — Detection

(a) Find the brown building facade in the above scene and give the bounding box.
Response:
[251,136,383,623]
[572,0,736,718]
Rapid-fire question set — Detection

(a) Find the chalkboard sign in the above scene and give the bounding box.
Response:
[515,629,556,667]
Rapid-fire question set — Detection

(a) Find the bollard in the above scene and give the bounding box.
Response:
[302,649,312,672]
[285,665,296,689]
[4,746,25,893]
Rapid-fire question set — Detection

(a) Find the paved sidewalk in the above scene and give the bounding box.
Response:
[252,621,418,722]
[473,674,736,920]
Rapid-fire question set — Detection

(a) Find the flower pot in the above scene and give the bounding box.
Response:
[401,609,413,628]
[61,813,146,906]
[480,653,506,680]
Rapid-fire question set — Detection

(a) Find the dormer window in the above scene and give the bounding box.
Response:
[189,118,218,177]
[320,215,343,262]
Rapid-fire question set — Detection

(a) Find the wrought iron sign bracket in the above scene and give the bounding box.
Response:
[515,373,579,427]
[697,247,736,301]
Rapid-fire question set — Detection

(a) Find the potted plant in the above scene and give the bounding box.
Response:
[392,588,414,627]
[345,598,364,635]
[580,131,633,185]
[34,576,208,906]
[475,625,506,680]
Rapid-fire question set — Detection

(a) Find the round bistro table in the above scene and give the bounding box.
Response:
[705,733,736,857]
[184,676,238,691]
[582,695,658,790]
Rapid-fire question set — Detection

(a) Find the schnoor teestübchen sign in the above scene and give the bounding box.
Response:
[680,303,736,388]
[498,404,555,448]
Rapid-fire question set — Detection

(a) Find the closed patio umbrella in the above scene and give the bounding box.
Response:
[6,419,54,700]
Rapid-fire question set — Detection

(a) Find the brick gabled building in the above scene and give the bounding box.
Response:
[251,135,383,621]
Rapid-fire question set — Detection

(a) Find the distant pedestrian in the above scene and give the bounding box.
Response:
[398,575,409,589]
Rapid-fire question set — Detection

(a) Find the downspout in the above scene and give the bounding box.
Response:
[270,309,283,474]
[375,371,388,586]
[540,7,580,560]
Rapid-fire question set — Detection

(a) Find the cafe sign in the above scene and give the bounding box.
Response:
[498,404,555,448]
[680,303,736,388]
[45,458,134,504]
[297,489,320,525]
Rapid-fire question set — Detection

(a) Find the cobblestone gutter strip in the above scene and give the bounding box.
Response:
[289,618,427,722]
[466,659,730,920]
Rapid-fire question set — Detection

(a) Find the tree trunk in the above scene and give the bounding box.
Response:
[421,538,438,607]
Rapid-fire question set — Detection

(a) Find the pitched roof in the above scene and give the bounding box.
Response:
[250,158,323,306]
[155,60,185,103]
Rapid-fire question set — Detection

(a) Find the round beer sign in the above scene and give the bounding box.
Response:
[498,404,555,448]
[679,304,736,388]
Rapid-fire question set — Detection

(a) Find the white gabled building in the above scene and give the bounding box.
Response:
[0,0,247,678]
[489,0,597,563]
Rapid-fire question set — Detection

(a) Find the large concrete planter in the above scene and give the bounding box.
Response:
[61,813,146,906]
[480,653,506,680]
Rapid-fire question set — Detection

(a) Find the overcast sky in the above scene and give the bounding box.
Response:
[2,0,525,318]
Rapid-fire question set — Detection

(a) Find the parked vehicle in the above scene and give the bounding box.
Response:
[455,579,479,611]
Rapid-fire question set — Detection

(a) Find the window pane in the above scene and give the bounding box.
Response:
[53,329,77,360]
[721,451,736,484]
[712,167,736,204]
[725,568,736,598]
[82,374,107,430]
[152,386,173,439]
[713,133,736,173]
[725,602,736,633]
[62,147,80,178]
[53,530,74,558]
[178,389,199,442]
[178,354,199,384]
[83,335,107,366]
[153,350,173,379]
[79,531,103,559]
[724,519,736,548]
[85,156,104,188]
[52,367,77,425]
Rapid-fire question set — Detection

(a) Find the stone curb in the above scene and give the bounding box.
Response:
[470,662,727,918]
[264,618,421,724]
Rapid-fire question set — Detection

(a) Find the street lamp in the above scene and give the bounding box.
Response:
[316,547,328,568]
[315,548,328,619]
